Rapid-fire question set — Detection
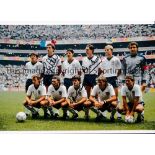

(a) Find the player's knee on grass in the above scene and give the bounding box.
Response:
[135,104,144,113]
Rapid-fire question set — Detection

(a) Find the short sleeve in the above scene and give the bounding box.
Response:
[47,85,52,96]
[109,85,116,96]
[39,63,44,74]
[81,87,87,98]
[41,86,46,96]
[91,85,98,96]
[134,85,141,97]
[67,86,72,98]
[116,58,122,69]
[76,60,82,70]
[27,86,32,96]
[81,58,85,68]
[62,86,67,98]
[57,56,62,66]
[62,61,65,71]
[121,86,126,96]
[25,63,28,69]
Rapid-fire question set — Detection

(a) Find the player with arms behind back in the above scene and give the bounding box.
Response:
[42,43,62,91]
[82,44,102,98]
[62,49,82,90]
[117,75,144,123]
[100,45,122,120]
[122,42,148,92]
[25,52,43,92]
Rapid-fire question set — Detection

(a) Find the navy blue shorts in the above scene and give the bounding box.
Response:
[53,103,62,109]
[106,76,118,88]
[64,78,72,90]
[74,104,84,111]
[128,101,145,110]
[25,79,33,92]
[83,74,97,87]
[43,75,54,87]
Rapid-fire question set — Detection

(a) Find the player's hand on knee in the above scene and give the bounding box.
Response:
[28,100,32,105]
[52,101,57,106]
[130,111,134,117]
[98,103,103,109]
[84,100,91,106]
[70,103,76,109]
[29,100,36,106]
[27,100,31,105]
[50,100,55,106]
[103,100,107,104]
[61,102,67,107]
[126,110,130,116]
[95,101,102,108]
[70,104,74,109]
[100,100,107,106]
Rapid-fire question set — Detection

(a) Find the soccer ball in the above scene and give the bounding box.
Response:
[16,112,27,122]
[125,115,134,123]
[125,115,130,122]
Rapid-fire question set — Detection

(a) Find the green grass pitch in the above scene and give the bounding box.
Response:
[0,91,155,131]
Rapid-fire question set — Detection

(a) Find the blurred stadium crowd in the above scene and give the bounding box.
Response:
[0,64,26,90]
[0,25,154,40]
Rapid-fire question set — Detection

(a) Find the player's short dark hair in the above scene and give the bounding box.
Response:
[47,43,55,50]
[32,74,41,80]
[72,75,81,82]
[52,76,60,82]
[125,75,135,82]
[86,44,94,53]
[128,42,138,49]
[66,49,74,54]
[29,52,39,58]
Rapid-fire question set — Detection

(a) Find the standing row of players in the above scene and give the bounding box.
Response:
[24,42,147,122]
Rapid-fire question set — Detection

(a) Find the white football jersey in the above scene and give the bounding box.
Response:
[100,56,121,77]
[82,55,101,75]
[91,84,115,101]
[62,59,82,78]
[25,61,43,79]
[27,84,46,100]
[47,84,67,101]
[68,85,87,102]
[121,84,143,103]
[42,54,61,75]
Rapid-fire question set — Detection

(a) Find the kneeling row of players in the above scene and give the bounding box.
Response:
[23,74,144,123]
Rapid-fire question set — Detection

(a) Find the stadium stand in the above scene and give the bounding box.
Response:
[0,25,154,40]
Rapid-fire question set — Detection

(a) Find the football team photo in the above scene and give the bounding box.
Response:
[0,24,155,130]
